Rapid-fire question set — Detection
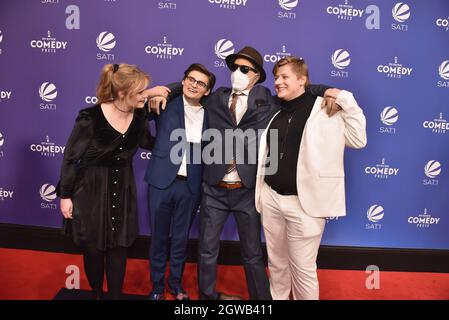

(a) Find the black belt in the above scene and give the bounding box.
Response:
[176,175,187,181]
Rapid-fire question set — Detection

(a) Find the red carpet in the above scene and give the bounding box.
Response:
[0,248,448,300]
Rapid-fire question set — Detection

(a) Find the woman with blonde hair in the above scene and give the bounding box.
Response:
[57,63,162,299]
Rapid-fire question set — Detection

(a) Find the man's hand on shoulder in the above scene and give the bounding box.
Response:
[144,86,171,115]
[149,96,167,115]
[322,88,342,117]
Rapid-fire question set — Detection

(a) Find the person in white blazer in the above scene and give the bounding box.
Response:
[255,56,367,300]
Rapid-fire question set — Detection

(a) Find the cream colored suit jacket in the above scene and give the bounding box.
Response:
[255,90,367,218]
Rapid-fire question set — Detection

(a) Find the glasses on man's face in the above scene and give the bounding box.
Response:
[229,63,258,75]
[185,76,208,89]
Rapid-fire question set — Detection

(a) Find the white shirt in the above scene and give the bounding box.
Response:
[222,89,250,182]
[177,96,205,177]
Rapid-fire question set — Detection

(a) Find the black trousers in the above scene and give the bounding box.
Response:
[82,246,127,299]
[197,183,271,300]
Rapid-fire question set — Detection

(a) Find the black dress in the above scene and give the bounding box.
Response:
[57,104,153,250]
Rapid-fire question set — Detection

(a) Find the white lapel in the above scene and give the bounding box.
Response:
[258,110,281,176]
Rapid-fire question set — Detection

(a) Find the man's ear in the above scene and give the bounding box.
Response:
[204,88,211,96]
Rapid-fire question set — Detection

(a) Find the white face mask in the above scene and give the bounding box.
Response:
[230,69,251,92]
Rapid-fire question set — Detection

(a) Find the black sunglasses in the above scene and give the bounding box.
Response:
[229,63,258,74]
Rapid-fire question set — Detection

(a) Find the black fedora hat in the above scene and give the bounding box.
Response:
[225,46,266,83]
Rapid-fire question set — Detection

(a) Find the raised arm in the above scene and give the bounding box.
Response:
[143,85,172,115]
[148,82,181,115]
[307,84,332,97]
[334,90,367,149]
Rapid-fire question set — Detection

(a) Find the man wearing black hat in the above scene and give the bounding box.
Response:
[196,46,274,300]
[149,46,333,300]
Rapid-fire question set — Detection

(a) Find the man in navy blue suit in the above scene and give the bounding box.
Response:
[144,63,215,300]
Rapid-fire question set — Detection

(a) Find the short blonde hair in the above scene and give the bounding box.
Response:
[272,56,310,88]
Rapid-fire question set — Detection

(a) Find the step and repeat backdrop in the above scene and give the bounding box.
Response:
[0,0,448,250]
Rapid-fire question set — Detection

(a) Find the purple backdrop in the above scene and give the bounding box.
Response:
[0,0,449,249]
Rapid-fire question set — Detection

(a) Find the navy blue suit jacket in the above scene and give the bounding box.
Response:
[144,96,208,194]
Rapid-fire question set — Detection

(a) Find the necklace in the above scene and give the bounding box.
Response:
[279,112,296,160]
[112,101,132,114]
